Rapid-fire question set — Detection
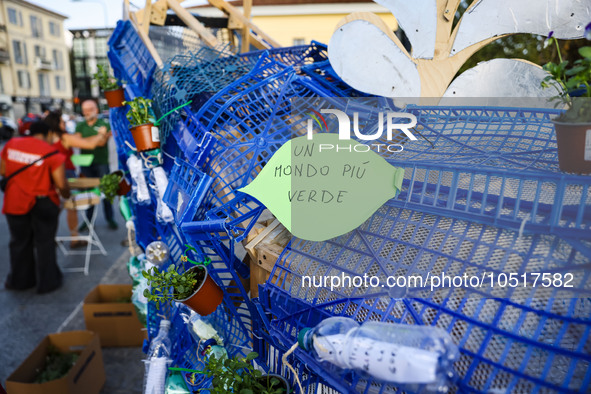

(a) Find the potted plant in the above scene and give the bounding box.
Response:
[142,262,223,316]
[196,352,290,393]
[99,170,131,203]
[124,96,160,152]
[541,26,591,174]
[93,64,125,108]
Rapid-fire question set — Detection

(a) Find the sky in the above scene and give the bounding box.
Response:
[26,0,207,30]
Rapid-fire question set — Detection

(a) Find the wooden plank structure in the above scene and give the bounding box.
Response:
[242,214,290,298]
[126,0,279,55]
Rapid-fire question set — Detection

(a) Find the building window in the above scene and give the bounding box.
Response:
[38,73,50,96]
[0,73,4,94]
[8,8,22,26]
[95,37,108,56]
[55,75,66,91]
[74,59,86,76]
[17,70,30,89]
[30,15,43,38]
[12,40,27,65]
[52,49,63,70]
[293,38,306,46]
[49,21,60,37]
[34,45,46,59]
[73,39,86,57]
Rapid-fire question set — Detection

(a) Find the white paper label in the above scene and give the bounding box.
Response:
[585,129,591,161]
[151,126,160,143]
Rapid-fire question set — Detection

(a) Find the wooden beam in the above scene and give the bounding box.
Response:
[123,0,130,20]
[150,0,169,26]
[142,0,152,35]
[244,219,281,258]
[208,0,279,49]
[167,0,219,47]
[129,12,164,68]
[240,0,252,53]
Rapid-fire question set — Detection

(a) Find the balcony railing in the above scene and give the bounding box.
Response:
[34,57,54,71]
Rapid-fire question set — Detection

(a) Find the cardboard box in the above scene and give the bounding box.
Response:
[83,284,147,347]
[6,331,105,394]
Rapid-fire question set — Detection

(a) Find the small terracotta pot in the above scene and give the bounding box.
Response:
[131,123,160,152]
[553,121,591,174]
[176,265,223,316]
[104,88,125,108]
[113,170,131,196]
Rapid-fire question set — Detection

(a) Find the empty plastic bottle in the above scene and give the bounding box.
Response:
[188,312,224,347]
[145,320,173,394]
[298,317,458,388]
[148,320,172,358]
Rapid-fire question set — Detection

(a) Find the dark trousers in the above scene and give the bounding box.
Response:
[5,197,62,293]
[80,163,114,223]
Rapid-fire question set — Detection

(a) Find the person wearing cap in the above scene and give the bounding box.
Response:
[0,121,70,293]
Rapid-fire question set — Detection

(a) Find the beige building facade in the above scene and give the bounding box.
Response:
[0,0,72,119]
[190,0,398,48]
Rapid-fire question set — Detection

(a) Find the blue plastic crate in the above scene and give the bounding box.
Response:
[400,106,560,170]
[151,46,263,146]
[183,61,333,231]
[147,25,206,65]
[143,234,256,363]
[259,202,591,393]
[130,194,159,251]
[391,162,591,238]
[154,220,187,265]
[379,106,591,237]
[162,157,213,226]
[108,20,157,98]
[109,105,135,160]
[240,41,328,71]
[177,233,258,353]
[301,59,370,97]
[168,116,214,167]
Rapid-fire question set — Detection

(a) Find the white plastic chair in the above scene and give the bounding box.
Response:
[56,192,108,275]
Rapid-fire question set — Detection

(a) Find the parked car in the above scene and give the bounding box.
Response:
[0,116,17,141]
[17,113,42,135]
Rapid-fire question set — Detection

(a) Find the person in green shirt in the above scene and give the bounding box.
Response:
[75,99,118,230]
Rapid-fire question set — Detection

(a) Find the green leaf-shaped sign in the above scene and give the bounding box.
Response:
[239,134,404,241]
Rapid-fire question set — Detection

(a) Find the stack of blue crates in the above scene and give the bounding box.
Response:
[108,19,591,393]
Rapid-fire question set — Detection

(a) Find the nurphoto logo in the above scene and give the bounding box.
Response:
[306,109,418,141]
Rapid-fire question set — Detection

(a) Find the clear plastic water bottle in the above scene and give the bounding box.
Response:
[148,319,172,358]
[144,320,173,394]
[298,317,458,389]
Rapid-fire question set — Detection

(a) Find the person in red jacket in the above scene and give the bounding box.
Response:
[0,121,70,293]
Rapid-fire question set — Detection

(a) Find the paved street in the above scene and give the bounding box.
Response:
[0,139,144,393]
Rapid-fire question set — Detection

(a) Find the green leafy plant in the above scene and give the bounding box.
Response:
[123,97,153,127]
[197,352,288,394]
[142,264,202,309]
[99,172,122,203]
[541,26,591,122]
[93,64,121,91]
[33,345,79,383]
